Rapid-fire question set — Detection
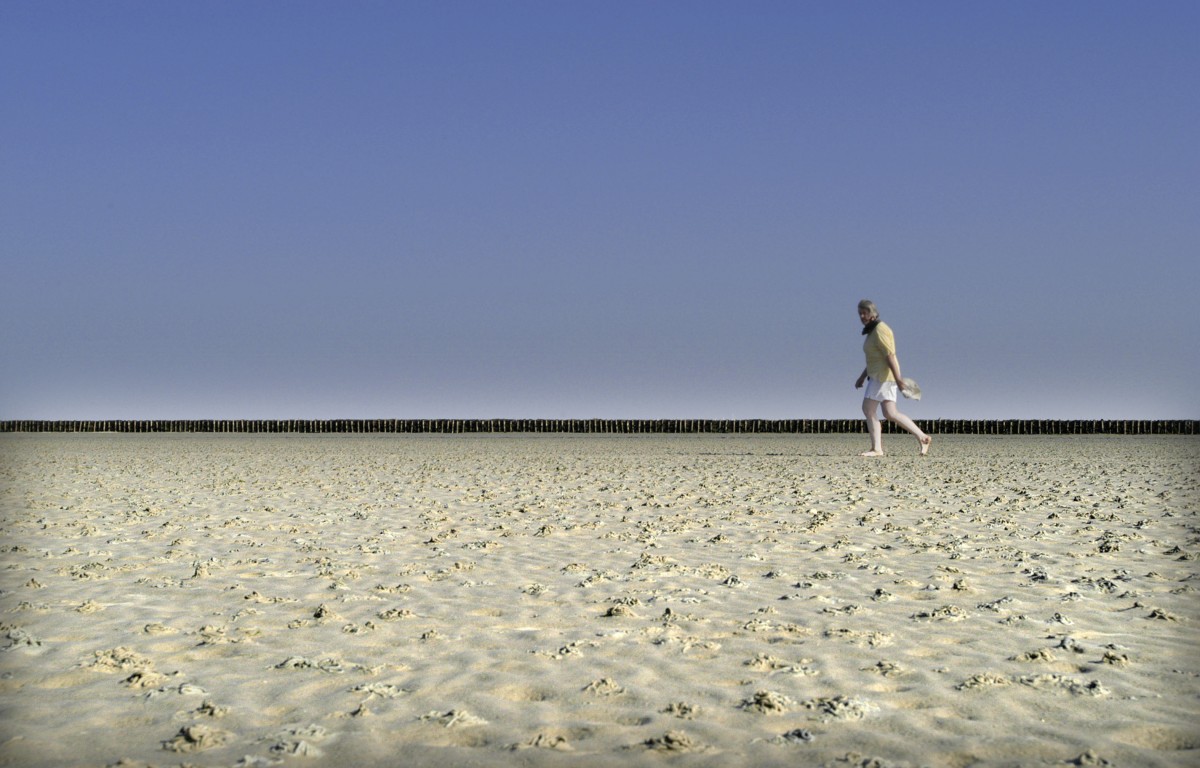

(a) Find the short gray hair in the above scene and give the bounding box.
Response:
[857,299,878,318]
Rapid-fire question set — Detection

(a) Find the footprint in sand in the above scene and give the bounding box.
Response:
[662,701,701,719]
[2,626,42,651]
[770,728,816,744]
[351,682,408,699]
[87,647,153,672]
[642,731,704,752]
[269,724,330,757]
[583,677,625,696]
[420,709,488,727]
[801,695,877,721]
[739,690,795,714]
[163,723,230,753]
[122,670,172,689]
[1017,674,1109,696]
[515,733,574,751]
[191,699,230,718]
[275,655,347,673]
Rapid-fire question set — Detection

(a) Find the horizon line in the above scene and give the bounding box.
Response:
[3,418,1197,436]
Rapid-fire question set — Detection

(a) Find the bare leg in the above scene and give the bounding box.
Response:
[861,398,884,456]
[881,401,931,455]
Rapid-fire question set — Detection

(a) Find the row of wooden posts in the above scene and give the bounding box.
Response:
[1,419,1196,435]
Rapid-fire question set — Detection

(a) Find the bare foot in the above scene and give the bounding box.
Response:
[919,436,932,456]
[859,450,885,457]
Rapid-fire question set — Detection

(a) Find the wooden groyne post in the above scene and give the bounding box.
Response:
[0,420,1196,434]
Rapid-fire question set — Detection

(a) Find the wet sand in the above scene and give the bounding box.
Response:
[1,433,1197,767]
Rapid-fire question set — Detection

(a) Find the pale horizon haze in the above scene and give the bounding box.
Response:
[3,2,1197,421]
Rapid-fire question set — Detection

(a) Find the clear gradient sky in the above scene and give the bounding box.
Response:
[3,2,1197,420]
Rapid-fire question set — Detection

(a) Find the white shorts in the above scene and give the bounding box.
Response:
[863,378,898,403]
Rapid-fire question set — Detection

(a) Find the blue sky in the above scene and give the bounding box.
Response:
[3,2,1197,420]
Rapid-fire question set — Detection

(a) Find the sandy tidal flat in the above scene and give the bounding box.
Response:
[1,434,1198,768]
